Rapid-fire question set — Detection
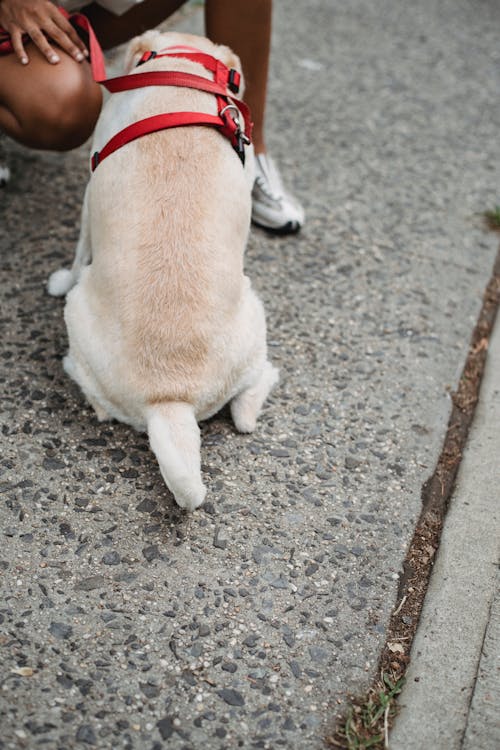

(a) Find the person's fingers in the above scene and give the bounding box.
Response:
[45,19,86,61]
[0,4,89,67]
[49,9,88,56]
[10,28,29,65]
[26,25,60,63]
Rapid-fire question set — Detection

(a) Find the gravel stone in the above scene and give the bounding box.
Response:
[243,634,260,648]
[213,527,229,549]
[140,683,161,698]
[101,551,120,565]
[49,622,73,640]
[75,725,97,745]
[156,716,175,740]
[142,545,159,562]
[74,576,106,591]
[308,646,329,663]
[305,563,319,576]
[345,456,363,470]
[42,458,65,470]
[218,688,245,706]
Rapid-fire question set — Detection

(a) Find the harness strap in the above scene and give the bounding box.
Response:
[137,47,241,93]
[103,70,234,97]
[70,11,107,80]
[99,68,252,142]
[91,111,231,170]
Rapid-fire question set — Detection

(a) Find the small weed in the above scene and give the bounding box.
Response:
[328,673,405,750]
[484,206,500,231]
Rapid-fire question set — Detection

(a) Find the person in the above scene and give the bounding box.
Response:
[0,0,304,233]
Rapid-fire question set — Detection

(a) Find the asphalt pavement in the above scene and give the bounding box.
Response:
[1,0,499,748]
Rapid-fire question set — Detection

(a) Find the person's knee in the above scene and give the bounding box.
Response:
[1,57,103,151]
[35,66,103,151]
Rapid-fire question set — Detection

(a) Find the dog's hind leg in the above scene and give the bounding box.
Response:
[231,361,279,434]
[48,184,92,296]
[147,402,206,511]
[63,353,112,422]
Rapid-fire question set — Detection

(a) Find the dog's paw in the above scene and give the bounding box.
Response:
[231,363,279,434]
[232,412,257,434]
[47,269,74,297]
[0,164,10,187]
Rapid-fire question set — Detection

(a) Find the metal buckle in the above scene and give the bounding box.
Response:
[136,50,157,67]
[219,103,250,164]
[219,103,250,142]
[219,103,241,124]
[228,68,240,93]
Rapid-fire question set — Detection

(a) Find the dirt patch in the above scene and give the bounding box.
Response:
[327,239,500,749]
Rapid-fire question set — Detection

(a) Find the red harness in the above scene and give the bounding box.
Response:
[91,44,252,170]
[0,10,253,169]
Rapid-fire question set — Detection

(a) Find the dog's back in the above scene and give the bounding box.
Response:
[86,53,254,397]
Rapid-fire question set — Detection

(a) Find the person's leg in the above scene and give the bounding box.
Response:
[204,0,271,155]
[0,0,187,151]
[205,0,303,233]
[0,47,102,150]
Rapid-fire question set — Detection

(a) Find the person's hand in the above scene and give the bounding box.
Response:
[0,0,88,65]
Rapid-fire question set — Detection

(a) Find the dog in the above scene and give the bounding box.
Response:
[48,30,278,511]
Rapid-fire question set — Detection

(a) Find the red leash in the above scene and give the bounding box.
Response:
[1,11,252,168]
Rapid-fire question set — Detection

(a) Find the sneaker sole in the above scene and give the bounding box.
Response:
[0,165,10,187]
[251,218,302,235]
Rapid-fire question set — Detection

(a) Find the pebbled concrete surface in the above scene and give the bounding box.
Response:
[1,0,499,748]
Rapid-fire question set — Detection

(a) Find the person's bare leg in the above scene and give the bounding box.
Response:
[0,0,187,151]
[0,47,101,150]
[205,0,271,155]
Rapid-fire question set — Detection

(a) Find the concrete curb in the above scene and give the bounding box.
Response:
[390,309,500,749]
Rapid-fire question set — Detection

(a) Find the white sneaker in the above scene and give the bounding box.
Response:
[251,153,304,234]
[0,165,10,187]
[0,134,10,187]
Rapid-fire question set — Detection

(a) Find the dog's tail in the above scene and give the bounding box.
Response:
[146,401,206,511]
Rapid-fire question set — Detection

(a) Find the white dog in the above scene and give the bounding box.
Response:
[48,30,278,511]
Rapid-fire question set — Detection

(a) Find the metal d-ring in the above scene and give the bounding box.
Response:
[220,103,241,125]
[219,103,250,144]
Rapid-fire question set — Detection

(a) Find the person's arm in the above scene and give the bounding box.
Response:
[0,0,87,64]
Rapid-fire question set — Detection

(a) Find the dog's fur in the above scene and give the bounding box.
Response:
[48,30,278,510]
